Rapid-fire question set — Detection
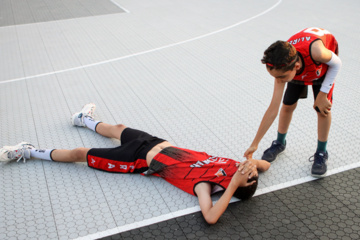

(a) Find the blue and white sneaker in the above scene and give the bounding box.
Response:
[0,142,35,163]
[309,151,328,178]
[71,103,96,127]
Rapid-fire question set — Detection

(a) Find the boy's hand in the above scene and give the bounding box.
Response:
[231,166,257,187]
[243,146,257,159]
[314,91,332,117]
[236,160,258,179]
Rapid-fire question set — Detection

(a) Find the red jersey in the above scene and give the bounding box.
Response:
[288,27,338,85]
[145,147,239,196]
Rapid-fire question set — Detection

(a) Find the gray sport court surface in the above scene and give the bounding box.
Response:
[0,0,359,239]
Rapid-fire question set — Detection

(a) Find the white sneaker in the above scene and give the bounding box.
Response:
[0,142,35,163]
[71,103,96,127]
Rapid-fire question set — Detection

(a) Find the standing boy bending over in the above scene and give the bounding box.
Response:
[1,103,270,224]
[244,27,341,177]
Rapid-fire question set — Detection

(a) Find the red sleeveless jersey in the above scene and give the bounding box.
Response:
[288,27,338,85]
[146,147,239,196]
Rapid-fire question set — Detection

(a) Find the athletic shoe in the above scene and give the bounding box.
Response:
[309,151,328,177]
[261,140,286,163]
[0,142,35,163]
[71,103,96,127]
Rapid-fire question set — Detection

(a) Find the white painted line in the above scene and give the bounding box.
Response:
[255,161,360,197]
[109,0,130,13]
[74,206,201,240]
[75,162,360,240]
[0,0,282,85]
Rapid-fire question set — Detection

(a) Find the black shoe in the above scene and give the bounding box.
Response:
[309,151,328,177]
[262,140,286,163]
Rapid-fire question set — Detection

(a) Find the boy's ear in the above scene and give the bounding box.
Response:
[294,61,301,70]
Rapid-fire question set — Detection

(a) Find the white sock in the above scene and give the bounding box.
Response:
[30,149,54,161]
[84,116,101,132]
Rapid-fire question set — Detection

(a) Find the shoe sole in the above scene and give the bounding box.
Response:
[71,103,96,126]
[71,112,82,126]
[311,172,327,178]
[263,150,285,164]
[82,103,96,116]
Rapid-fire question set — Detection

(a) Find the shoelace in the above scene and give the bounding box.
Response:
[269,141,281,150]
[16,151,29,163]
[308,154,325,164]
[8,145,32,163]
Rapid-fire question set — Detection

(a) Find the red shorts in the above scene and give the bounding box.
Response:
[87,128,165,173]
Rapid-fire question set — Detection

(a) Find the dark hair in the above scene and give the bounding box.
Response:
[232,176,258,200]
[261,40,298,71]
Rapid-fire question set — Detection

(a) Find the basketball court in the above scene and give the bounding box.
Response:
[1,0,359,239]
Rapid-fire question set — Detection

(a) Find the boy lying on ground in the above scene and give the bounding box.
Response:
[0,103,270,224]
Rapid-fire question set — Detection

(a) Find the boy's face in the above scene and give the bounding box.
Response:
[267,67,297,83]
[266,61,301,83]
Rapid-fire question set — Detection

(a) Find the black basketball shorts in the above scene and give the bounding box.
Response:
[87,128,166,173]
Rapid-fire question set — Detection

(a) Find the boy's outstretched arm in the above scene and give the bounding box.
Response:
[243,81,286,159]
[195,162,257,224]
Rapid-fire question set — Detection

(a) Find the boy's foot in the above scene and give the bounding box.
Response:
[0,142,35,163]
[71,103,96,127]
[262,140,286,163]
[309,151,328,178]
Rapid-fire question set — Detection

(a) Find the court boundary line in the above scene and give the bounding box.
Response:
[109,0,130,13]
[75,163,360,240]
[0,0,282,85]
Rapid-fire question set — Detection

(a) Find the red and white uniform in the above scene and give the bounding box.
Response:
[288,27,338,85]
[146,147,239,196]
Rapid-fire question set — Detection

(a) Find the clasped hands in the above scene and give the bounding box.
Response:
[236,159,258,179]
[232,159,258,187]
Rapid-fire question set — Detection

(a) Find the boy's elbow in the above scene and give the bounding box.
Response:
[205,216,218,225]
[203,212,220,225]
[253,159,271,172]
[263,161,271,171]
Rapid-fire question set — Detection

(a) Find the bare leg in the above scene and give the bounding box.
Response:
[317,112,331,142]
[95,123,127,140]
[278,103,297,134]
[49,123,127,163]
[51,148,90,162]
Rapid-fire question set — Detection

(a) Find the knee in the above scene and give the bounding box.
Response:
[71,148,88,162]
[115,124,127,131]
[114,124,127,137]
[282,104,297,113]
